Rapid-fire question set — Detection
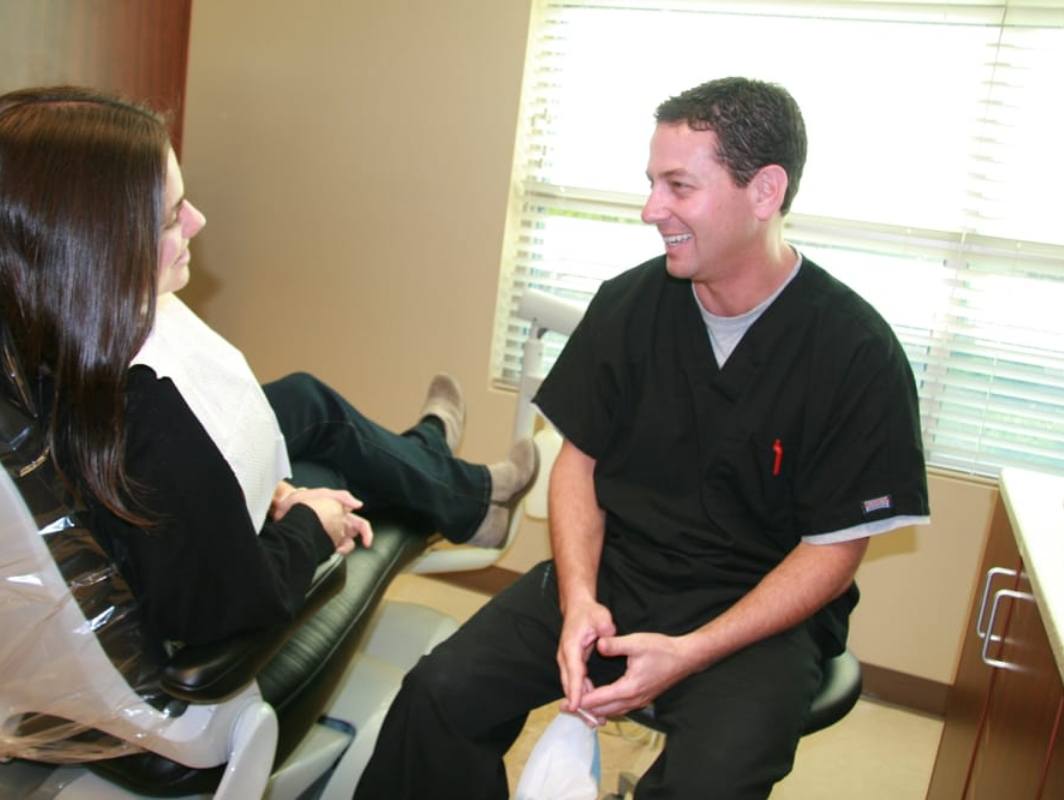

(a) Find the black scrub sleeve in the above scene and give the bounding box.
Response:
[534,281,625,460]
[86,366,335,649]
[793,317,929,536]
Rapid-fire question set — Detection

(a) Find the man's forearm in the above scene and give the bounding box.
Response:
[548,440,606,613]
[676,538,869,674]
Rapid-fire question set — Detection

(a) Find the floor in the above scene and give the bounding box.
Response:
[384,573,944,799]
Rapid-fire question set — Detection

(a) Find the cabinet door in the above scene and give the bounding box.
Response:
[927,496,1021,799]
[965,570,1064,799]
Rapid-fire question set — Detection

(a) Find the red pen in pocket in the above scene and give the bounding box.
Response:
[772,438,783,476]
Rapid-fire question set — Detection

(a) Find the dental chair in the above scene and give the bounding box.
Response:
[0,354,486,798]
[0,429,456,800]
[0,286,567,799]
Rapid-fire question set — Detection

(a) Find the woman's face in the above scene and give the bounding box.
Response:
[157,148,206,295]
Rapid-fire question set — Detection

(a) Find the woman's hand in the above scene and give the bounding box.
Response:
[272,485,374,554]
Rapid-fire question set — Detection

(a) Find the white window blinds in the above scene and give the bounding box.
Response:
[490,0,1064,478]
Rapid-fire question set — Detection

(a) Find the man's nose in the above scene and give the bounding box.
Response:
[641,189,665,225]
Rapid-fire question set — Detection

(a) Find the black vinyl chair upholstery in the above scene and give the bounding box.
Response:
[803,649,863,734]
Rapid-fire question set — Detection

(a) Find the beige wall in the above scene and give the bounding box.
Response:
[181,0,533,493]
[182,0,991,686]
[850,472,996,684]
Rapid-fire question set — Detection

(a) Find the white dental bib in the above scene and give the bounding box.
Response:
[131,293,290,531]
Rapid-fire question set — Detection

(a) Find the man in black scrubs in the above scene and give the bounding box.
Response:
[355,77,929,800]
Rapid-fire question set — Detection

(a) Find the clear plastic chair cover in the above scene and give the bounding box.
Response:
[0,338,168,763]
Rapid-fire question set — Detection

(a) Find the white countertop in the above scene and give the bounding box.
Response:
[1000,467,1064,684]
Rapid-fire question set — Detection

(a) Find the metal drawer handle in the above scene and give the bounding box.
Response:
[980,588,1035,670]
[976,566,1018,639]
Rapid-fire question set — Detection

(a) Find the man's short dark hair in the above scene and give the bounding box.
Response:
[656,77,807,214]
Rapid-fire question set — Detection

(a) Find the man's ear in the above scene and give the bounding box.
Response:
[748,164,788,220]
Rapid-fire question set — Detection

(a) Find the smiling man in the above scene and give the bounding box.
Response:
[355,77,930,800]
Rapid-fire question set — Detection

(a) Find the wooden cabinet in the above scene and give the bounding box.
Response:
[926,497,1019,798]
[965,569,1063,798]
[927,493,1064,799]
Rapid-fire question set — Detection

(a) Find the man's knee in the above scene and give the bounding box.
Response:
[635,716,800,800]
[636,629,821,798]
[401,647,472,703]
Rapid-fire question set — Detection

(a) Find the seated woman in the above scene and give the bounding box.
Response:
[0,85,537,655]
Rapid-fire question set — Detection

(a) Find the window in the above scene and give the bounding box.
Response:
[490,0,1064,477]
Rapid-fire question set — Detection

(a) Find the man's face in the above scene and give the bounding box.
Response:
[641,122,757,284]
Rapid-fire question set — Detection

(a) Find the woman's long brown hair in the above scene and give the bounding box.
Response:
[0,87,169,524]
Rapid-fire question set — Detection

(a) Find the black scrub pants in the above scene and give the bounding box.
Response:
[353,560,826,800]
[263,372,491,543]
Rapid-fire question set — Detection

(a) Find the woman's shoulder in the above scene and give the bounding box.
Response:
[122,365,219,469]
[125,364,190,421]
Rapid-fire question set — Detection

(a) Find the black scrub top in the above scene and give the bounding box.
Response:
[534,256,929,652]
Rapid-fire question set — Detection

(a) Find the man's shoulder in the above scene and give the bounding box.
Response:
[792,257,897,345]
[591,254,688,316]
[599,254,667,293]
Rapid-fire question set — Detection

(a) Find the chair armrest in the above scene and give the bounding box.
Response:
[160,553,346,702]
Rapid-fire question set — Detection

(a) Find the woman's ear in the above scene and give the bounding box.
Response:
[748,164,789,220]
